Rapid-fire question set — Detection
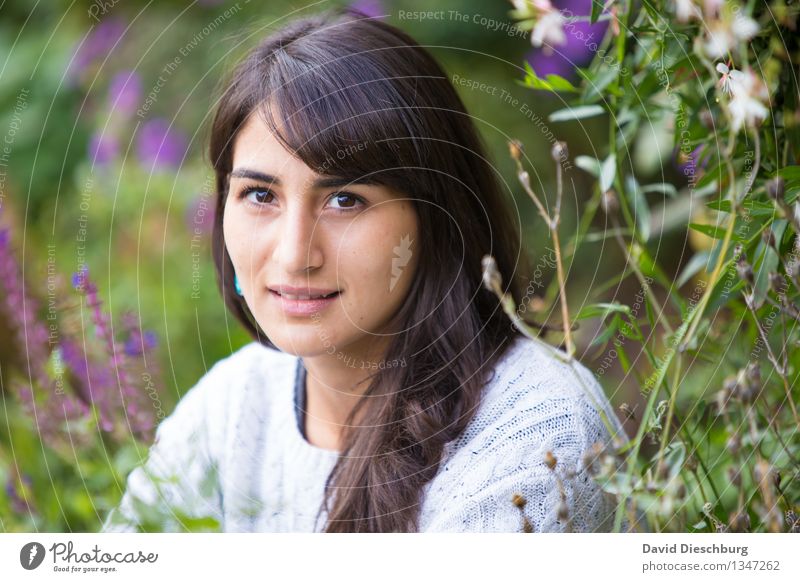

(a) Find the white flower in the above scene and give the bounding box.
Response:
[531,8,566,53]
[703,13,759,59]
[703,0,724,17]
[674,0,702,23]
[717,65,770,132]
[731,13,759,39]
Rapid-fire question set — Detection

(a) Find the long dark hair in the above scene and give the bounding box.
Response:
[208,8,533,532]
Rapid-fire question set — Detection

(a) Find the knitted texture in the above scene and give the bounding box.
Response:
[102,335,626,532]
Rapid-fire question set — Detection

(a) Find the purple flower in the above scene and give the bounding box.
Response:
[88,132,119,165]
[674,144,710,181]
[108,70,142,117]
[136,118,188,169]
[68,18,127,83]
[349,0,387,19]
[526,0,609,83]
[0,223,90,446]
[124,330,158,356]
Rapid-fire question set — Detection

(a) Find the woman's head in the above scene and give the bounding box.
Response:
[223,116,420,361]
[209,8,531,531]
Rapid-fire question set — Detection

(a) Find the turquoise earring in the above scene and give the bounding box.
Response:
[234,274,243,296]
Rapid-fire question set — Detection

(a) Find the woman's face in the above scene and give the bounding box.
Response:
[224,113,420,362]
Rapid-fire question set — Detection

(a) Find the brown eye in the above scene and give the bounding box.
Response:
[242,187,274,205]
[328,192,364,211]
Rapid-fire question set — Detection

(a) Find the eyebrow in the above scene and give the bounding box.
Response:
[229,168,374,189]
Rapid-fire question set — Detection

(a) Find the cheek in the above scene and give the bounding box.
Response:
[336,205,418,288]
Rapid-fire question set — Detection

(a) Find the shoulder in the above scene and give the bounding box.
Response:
[187,341,294,404]
[460,335,625,453]
[159,341,295,454]
[420,336,624,531]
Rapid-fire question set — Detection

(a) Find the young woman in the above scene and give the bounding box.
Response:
[103,9,625,533]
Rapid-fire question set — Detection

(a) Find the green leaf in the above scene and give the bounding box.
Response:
[676,252,710,288]
[575,155,602,177]
[523,63,580,93]
[583,66,621,102]
[577,302,631,320]
[616,342,632,373]
[688,222,727,239]
[707,198,776,217]
[626,174,651,242]
[696,161,726,189]
[601,154,617,192]
[641,182,678,198]
[544,74,580,92]
[548,104,605,122]
[590,0,604,23]
[773,166,800,181]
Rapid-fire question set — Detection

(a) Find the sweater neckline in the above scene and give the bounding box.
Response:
[288,357,342,459]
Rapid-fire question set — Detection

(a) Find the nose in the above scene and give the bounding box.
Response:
[272,204,324,274]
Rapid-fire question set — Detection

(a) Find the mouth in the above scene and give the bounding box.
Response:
[268,289,342,316]
[268,290,341,300]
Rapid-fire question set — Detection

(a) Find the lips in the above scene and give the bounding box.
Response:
[269,289,342,316]
[272,290,339,300]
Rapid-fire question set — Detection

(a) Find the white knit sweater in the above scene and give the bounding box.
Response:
[102,335,626,532]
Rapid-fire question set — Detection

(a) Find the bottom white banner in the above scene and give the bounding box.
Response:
[0,533,797,581]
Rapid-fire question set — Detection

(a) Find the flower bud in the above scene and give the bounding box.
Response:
[699,109,715,130]
[544,451,557,470]
[557,501,570,522]
[601,189,619,215]
[727,466,742,487]
[736,256,754,286]
[619,402,636,422]
[508,139,524,162]
[726,434,741,455]
[728,510,751,532]
[769,272,786,294]
[512,493,527,509]
[766,177,785,201]
[551,141,568,163]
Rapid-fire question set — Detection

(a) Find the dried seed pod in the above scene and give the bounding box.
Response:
[544,451,557,470]
[746,361,761,385]
[601,189,619,215]
[769,272,786,294]
[736,257,755,286]
[727,466,742,487]
[726,434,741,456]
[556,501,570,522]
[551,141,568,163]
[522,516,533,533]
[699,109,715,130]
[766,177,785,201]
[785,510,798,532]
[581,441,605,473]
[619,402,636,422]
[762,229,777,248]
[512,493,527,509]
[728,510,751,532]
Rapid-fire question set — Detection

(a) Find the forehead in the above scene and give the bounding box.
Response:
[232,113,306,175]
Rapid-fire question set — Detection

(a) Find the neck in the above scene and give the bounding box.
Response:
[300,337,390,451]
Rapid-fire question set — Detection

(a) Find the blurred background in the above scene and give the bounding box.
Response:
[0,0,701,531]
